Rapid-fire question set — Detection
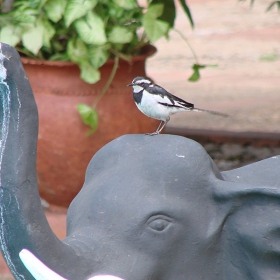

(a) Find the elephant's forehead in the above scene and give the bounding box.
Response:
[83,156,211,210]
[68,176,210,239]
[67,135,219,232]
[72,164,215,229]
[86,134,215,180]
[85,136,217,196]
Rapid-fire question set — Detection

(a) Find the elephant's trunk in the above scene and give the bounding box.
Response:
[0,43,89,279]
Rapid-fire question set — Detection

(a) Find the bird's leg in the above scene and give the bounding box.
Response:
[157,119,168,133]
[145,121,163,136]
[145,119,169,136]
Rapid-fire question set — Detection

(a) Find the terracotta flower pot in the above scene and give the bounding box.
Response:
[21,45,158,208]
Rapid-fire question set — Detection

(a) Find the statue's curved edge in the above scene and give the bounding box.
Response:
[222,156,280,188]
[0,43,89,279]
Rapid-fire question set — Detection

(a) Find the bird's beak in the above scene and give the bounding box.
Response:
[127,83,133,87]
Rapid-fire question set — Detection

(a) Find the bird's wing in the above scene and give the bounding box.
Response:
[147,84,194,109]
[169,93,194,109]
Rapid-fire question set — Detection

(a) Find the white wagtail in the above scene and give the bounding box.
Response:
[128,76,228,135]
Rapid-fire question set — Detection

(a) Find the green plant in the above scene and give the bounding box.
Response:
[266,1,280,12]
[0,0,194,82]
[239,0,280,11]
[0,0,196,133]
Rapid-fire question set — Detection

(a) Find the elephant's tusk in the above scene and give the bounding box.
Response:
[19,249,67,280]
[88,276,124,280]
[19,249,125,280]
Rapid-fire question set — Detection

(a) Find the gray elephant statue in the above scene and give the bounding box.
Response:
[1,43,280,280]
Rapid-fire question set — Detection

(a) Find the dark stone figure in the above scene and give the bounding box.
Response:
[0,42,280,279]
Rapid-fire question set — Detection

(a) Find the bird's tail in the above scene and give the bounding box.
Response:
[192,108,228,117]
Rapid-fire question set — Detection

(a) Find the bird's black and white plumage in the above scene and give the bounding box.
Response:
[128,76,227,135]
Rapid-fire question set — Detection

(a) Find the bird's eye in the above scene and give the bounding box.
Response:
[147,216,172,232]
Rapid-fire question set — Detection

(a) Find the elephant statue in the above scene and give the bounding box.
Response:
[1,42,280,280]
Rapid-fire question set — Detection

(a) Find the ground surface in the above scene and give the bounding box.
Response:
[1,0,280,277]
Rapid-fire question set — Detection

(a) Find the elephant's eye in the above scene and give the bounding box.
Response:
[147,216,172,232]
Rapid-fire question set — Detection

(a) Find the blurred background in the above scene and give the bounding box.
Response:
[149,0,280,133]
[147,0,280,170]
[0,0,280,277]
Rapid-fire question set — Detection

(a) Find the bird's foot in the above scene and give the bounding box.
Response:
[145,131,159,136]
[144,120,167,136]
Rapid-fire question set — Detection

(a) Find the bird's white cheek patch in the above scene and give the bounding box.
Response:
[132,85,143,93]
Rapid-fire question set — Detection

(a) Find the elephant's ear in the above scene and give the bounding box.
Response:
[222,156,280,188]
[0,43,88,279]
[211,178,280,278]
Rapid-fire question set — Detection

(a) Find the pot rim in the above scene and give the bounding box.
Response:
[21,45,157,67]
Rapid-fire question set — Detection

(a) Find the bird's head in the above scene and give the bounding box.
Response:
[127,76,152,92]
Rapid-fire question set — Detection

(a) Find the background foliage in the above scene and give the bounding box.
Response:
[0,0,195,133]
[0,0,194,84]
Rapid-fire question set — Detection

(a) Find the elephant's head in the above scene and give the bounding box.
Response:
[1,43,280,280]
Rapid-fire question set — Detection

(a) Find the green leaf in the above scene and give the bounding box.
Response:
[88,45,110,68]
[44,0,67,23]
[67,38,104,84]
[77,103,98,134]
[188,69,200,82]
[12,8,38,24]
[150,0,176,28]
[64,0,98,27]
[41,18,55,48]
[67,38,88,64]
[143,18,169,43]
[22,24,44,55]
[178,0,194,29]
[143,4,169,43]
[75,11,107,45]
[49,53,69,61]
[188,64,206,82]
[79,62,101,84]
[108,26,133,43]
[145,3,164,18]
[0,26,21,46]
[113,0,137,9]
[266,1,280,12]
[51,40,65,53]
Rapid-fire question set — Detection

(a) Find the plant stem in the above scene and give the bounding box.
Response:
[110,48,132,63]
[174,29,199,64]
[92,56,119,108]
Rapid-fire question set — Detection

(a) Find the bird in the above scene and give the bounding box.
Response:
[127,76,228,135]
